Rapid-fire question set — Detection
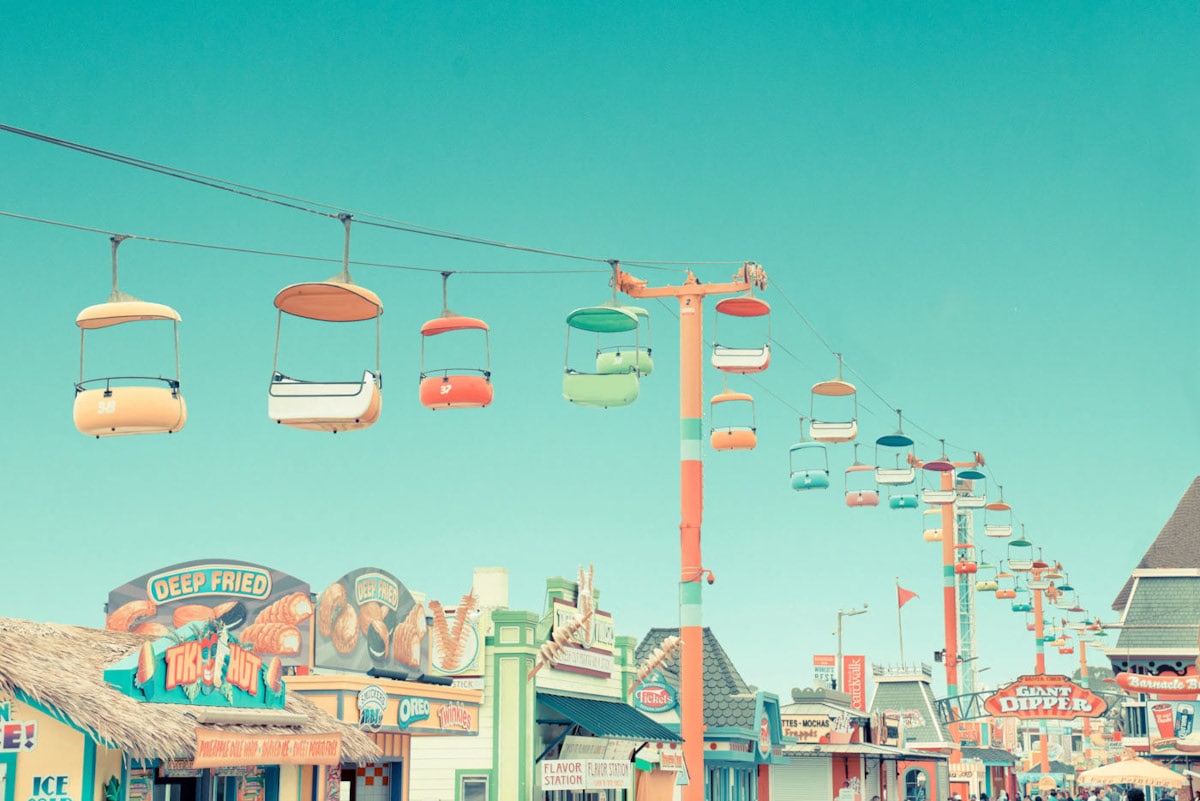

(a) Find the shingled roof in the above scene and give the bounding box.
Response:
[1113,477,1200,611]
[635,627,756,730]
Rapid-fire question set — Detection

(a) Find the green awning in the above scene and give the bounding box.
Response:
[537,692,682,742]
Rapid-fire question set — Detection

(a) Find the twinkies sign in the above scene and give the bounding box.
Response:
[984,674,1107,719]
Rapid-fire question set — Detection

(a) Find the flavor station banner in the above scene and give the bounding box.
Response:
[107,560,312,668]
[314,567,427,675]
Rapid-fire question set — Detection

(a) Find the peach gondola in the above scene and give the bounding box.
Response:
[922,508,942,542]
[710,388,756,451]
[845,444,879,507]
[563,304,641,408]
[710,294,769,374]
[789,418,830,491]
[984,485,1013,538]
[809,354,857,442]
[269,216,382,433]
[419,273,493,410]
[74,236,187,438]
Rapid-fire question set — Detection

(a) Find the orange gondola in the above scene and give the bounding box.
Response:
[420,273,493,410]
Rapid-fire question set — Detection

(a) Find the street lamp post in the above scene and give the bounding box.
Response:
[836,606,868,691]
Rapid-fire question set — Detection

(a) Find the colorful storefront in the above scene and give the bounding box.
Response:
[407,567,683,801]
[633,627,788,801]
[867,666,954,801]
[104,559,485,801]
[0,617,376,801]
[776,687,941,801]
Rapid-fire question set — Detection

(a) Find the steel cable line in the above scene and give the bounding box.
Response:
[0,123,704,272]
[0,210,612,275]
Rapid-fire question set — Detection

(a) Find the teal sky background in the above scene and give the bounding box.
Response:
[2,3,1197,700]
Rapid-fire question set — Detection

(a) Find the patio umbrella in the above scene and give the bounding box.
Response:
[1078,758,1186,788]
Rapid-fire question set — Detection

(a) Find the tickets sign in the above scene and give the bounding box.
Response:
[984,674,1107,719]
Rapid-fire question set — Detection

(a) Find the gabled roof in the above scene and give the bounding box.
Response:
[868,676,951,746]
[0,618,378,763]
[636,627,754,730]
[1113,477,1200,610]
[961,746,1017,765]
[1113,576,1200,652]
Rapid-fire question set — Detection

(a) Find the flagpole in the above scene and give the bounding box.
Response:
[897,577,906,664]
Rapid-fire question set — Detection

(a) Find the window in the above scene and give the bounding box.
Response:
[460,776,487,801]
[904,769,929,801]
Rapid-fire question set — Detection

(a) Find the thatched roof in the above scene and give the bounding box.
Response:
[0,618,379,763]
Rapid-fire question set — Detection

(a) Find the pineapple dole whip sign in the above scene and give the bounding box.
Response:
[105,618,286,708]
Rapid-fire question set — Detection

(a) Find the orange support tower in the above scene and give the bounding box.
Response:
[910,447,984,700]
[617,262,766,801]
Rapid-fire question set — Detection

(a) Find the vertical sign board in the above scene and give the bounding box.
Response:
[428,601,484,681]
[313,567,428,675]
[107,560,312,668]
[842,655,867,711]
[814,654,836,689]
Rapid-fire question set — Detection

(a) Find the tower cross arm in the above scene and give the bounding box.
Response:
[615,262,767,300]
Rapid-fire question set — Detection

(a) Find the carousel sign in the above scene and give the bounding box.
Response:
[984,674,1107,719]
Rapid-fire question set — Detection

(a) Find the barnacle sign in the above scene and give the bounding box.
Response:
[983,674,1107,719]
[106,559,313,669]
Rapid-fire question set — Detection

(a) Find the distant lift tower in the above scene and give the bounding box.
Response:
[955,506,978,695]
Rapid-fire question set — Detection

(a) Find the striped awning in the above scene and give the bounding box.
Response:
[537,692,682,742]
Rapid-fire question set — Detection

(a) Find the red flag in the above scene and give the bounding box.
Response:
[898,584,918,608]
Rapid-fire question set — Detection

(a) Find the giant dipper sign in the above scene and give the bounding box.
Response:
[984,674,1107,719]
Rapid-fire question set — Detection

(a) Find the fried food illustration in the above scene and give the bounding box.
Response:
[254,591,314,626]
[317,583,347,638]
[107,599,157,632]
[240,622,303,655]
[173,604,216,629]
[332,604,359,654]
[358,602,385,635]
[131,621,173,637]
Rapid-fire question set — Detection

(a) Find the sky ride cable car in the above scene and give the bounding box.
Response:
[419,272,493,410]
[74,235,187,438]
[844,443,880,507]
[995,565,1017,600]
[974,561,998,593]
[922,508,942,542]
[563,303,641,409]
[789,417,830,491]
[1011,586,1033,613]
[1008,532,1035,572]
[876,409,917,483]
[809,353,857,443]
[984,485,1013,538]
[269,215,382,433]
[956,466,987,509]
[953,543,978,574]
[920,439,958,505]
[710,293,770,374]
[709,382,757,451]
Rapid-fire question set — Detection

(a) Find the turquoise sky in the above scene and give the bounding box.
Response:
[1,2,1197,700]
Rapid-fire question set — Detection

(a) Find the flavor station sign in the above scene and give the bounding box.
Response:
[540,760,632,791]
[983,674,1107,719]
